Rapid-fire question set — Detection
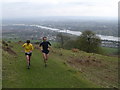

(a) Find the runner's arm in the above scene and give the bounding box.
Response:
[22,44,25,48]
[48,42,51,46]
[48,42,51,50]
[39,43,43,51]
[30,44,34,52]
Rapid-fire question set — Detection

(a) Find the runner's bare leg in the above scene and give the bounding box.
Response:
[46,54,49,61]
[26,55,30,67]
[43,53,46,63]
[29,56,31,66]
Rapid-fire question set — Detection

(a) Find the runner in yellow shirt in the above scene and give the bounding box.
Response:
[22,40,34,69]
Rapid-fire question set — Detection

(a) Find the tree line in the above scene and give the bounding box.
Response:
[56,30,102,54]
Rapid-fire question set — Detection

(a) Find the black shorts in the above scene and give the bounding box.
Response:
[42,50,49,54]
[25,52,32,56]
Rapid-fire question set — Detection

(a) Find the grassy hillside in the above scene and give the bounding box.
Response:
[2,41,118,88]
[52,48,118,88]
[101,47,118,56]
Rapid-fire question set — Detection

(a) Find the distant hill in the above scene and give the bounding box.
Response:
[2,17,118,37]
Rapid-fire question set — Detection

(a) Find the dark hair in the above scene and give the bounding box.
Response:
[43,37,47,40]
[26,40,30,43]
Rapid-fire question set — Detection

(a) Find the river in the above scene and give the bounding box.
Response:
[5,24,120,42]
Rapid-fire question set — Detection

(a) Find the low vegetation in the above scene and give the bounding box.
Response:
[57,31,101,54]
[2,41,119,88]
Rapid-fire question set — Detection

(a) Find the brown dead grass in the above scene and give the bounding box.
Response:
[2,46,17,56]
[71,48,79,53]
[2,41,17,56]
[67,56,104,67]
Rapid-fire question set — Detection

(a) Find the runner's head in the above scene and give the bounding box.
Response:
[26,40,30,44]
[43,37,47,41]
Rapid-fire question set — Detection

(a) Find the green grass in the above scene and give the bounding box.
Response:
[2,42,99,88]
[101,47,118,55]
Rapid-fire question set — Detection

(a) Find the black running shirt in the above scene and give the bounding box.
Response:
[39,41,51,51]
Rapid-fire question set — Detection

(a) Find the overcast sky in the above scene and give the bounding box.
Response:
[1,0,119,19]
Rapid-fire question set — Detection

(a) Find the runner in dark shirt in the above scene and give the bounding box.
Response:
[39,37,51,67]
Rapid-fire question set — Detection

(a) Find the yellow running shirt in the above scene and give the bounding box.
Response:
[22,43,34,53]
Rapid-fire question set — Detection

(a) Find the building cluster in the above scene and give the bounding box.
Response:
[101,40,119,48]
